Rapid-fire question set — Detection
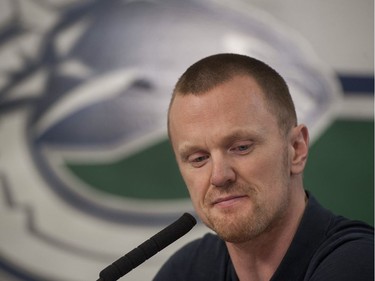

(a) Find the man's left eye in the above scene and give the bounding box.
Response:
[237,145,250,151]
[230,142,253,154]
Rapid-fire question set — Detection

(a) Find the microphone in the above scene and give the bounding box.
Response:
[97,213,197,281]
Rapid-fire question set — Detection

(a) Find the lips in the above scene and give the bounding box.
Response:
[212,195,248,207]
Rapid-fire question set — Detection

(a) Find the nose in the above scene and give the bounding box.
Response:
[210,155,236,188]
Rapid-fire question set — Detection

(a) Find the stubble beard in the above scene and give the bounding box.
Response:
[206,174,289,243]
[203,150,291,243]
[204,185,290,243]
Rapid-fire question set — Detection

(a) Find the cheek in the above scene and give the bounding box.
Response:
[179,166,209,203]
[238,153,272,179]
[184,178,210,223]
[237,150,286,189]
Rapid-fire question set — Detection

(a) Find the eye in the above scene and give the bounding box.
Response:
[188,154,209,168]
[230,142,253,154]
[238,145,250,151]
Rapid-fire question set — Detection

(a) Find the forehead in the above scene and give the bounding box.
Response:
[170,76,268,118]
[168,76,277,141]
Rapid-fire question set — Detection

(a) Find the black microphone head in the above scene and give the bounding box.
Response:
[152,213,197,250]
[98,213,197,281]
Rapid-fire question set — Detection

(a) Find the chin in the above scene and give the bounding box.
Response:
[215,222,260,242]
[208,211,268,242]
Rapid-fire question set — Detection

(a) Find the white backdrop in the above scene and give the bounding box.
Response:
[0,1,373,281]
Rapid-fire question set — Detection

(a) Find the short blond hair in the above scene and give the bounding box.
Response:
[169,53,297,136]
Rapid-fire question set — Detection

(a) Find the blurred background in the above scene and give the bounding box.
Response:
[0,0,373,280]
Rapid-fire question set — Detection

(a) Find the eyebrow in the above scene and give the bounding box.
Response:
[178,144,203,162]
[222,129,255,143]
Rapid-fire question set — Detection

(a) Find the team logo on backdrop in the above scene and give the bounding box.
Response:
[0,0,340,280]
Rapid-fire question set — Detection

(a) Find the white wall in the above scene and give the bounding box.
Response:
[246,0,374,73]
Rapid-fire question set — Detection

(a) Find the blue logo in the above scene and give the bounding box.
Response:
[0,1,340,280]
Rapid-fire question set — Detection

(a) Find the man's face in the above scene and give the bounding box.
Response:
[169,75,295,243]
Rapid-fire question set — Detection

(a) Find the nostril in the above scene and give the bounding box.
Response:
[210,164,236,188]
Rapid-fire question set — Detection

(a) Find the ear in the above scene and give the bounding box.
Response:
[290,125,309,175]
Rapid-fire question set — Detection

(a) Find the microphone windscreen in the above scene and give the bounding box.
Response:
[151,212,197,250]
[98,213,196,281]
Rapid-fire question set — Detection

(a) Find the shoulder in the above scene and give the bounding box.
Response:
[153,233,229,281]
[306,217,374,281]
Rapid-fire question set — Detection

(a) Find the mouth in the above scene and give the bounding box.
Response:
[212,195,248,208]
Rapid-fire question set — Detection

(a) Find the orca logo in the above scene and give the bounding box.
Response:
[0,0,341,280]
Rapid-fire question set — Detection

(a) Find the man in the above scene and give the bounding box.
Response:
[153,53,374,281]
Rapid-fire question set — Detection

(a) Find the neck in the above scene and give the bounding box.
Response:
[226,187,307,281]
